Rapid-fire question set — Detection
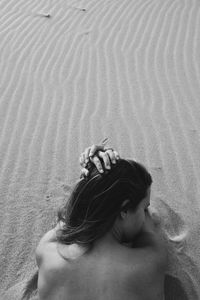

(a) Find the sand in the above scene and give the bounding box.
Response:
[0,0,200,299]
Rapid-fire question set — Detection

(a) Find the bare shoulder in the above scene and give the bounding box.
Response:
[36,222,64,254]
[131,228,168,271]
[35,223,63,267]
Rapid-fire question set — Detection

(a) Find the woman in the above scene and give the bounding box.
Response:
[33,143,168,300]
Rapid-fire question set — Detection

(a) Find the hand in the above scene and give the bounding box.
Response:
[79,144,120,177]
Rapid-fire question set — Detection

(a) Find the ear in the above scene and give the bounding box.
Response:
[119,199,130,219]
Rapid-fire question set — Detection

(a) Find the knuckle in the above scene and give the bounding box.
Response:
[93,156,99,163]
[98,150,104,158]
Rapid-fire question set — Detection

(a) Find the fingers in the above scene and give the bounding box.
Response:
[104,149,116,164]
[98,151,112,169]
[92,149,120,172]
[84,147,91,164]
[90,155,104,173]
[80,156,104,176]
[79,153,86,168]
[79,144,121,176]
[104,149,121,164]
[89,144,105,158]
[113,150,120,160]
[80,167,89,178]
[79,145,105,168]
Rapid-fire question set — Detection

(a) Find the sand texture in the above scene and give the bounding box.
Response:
[0,0,200,299]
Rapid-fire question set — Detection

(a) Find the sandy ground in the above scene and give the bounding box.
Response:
[0,0,200,299]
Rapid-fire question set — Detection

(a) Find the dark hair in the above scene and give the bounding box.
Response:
[56,159,152,249]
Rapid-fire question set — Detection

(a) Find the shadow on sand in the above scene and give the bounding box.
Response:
[164,274,189,300]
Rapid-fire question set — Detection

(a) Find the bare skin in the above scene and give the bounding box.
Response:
[36,145,168,300]
[36,207,167,300]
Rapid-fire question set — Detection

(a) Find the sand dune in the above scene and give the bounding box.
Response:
[0,0,200,299]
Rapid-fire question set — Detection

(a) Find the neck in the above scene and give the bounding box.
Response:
[93,225,123,250]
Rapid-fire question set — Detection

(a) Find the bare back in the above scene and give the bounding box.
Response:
[36,228,167,300]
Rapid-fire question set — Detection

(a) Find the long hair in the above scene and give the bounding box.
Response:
[56,158,152,249]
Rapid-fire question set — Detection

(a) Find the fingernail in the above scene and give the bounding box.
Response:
[106,165,111,169]
[99,169,104,173]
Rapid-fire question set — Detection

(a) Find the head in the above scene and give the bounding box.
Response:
[114,185,151,243]
[56,158,152,248]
